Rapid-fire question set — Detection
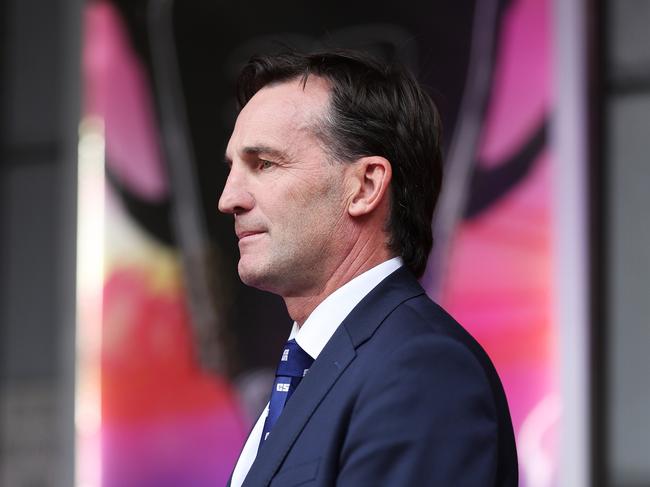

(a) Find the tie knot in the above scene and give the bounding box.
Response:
[276,339,314,378]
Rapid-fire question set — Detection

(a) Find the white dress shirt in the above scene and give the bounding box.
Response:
[230,257,403,486]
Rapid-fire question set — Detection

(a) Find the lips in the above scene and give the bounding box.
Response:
[236,229,264,241]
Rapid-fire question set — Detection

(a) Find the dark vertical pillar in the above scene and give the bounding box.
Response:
[605,1,650,486]
[0,0,80,485]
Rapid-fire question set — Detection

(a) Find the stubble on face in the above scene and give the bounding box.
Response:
[236,174,351,299]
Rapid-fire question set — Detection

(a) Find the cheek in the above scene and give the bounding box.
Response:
[292,171,344,211]
[284,180,315,208]
[266,169,346,238]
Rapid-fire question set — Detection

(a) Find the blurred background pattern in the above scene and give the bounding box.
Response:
[1,0,649,486]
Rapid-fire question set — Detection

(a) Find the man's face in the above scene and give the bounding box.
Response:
[218,77,352,296]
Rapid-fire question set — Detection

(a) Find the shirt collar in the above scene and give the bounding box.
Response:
[288,257,403,360]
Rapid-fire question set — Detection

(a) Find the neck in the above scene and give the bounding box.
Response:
[284,242,394,326]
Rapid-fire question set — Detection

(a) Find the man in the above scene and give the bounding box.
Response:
[219,50,518,486]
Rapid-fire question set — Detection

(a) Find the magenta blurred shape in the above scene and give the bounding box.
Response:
[84,1,168,202]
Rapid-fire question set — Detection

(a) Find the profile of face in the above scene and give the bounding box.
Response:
[218,77,353,297]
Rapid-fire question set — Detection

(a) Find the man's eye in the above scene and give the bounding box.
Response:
[259,160,274,170]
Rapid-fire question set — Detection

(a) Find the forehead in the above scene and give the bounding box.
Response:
[227,77,331,156]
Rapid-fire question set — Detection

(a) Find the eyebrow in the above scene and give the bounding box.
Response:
[224,145,291,166]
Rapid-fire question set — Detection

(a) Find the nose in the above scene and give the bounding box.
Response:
[218,165,254,215]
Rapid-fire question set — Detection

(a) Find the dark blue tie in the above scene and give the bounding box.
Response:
[259,339,314,449]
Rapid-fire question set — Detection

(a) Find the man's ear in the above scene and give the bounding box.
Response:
[347,156,392,217]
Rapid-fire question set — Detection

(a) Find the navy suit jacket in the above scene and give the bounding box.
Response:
[238,267,518,486]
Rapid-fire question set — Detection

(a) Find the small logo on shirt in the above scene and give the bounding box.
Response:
[276,383,290,392]
[281,349,289,361]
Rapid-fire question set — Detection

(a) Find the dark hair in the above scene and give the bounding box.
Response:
[236,50,443,278]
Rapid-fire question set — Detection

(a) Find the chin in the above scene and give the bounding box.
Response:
[237,267,262,288]
[238,261,294,295]
[238,261,272,291]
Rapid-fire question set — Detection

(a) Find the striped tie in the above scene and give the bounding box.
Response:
[259,339,314,449]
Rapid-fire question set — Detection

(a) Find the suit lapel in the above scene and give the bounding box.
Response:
[241,267,424,486]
